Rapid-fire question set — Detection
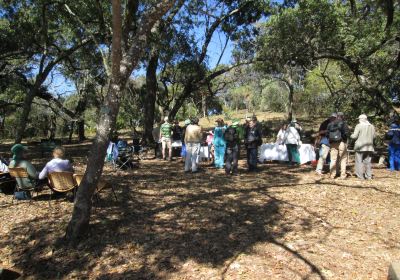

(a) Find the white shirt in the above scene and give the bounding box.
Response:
[39,158,73,180]
[284,127,300,145]
[0,161,8,173]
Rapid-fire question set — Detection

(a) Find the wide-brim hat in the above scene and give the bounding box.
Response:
[11,144,27,155]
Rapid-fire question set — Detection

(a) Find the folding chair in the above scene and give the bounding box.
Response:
[48,172,77,205]
[73,174,117,202]
[116,146,135,170]
[8,167,38,203]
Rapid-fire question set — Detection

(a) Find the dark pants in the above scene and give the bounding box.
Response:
[286,144,300,164]
[225,145,239,174]
[247,147,258,171]
[389,144,400,171]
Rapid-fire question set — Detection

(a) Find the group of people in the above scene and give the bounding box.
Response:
[157,115,263,174]
[0,144,73,196]
[314,112,378,180]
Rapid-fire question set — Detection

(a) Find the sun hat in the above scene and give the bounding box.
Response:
[11,144,27,155]
[184,119,191,125]
[358,114,368,120]
[232,119,240,126]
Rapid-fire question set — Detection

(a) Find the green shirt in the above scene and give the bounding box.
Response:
[9,160,38,189]
[160,122,173,138]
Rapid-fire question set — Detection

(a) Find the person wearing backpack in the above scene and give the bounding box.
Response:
[213,118,226,169]
[387,116,400,171]
[350,114,376,180]
[327,112,350,179]
[225,119,241,175]
[245,116,262,172]
[315,113,337,175]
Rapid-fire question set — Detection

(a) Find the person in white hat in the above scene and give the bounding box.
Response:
[350,114,376,180]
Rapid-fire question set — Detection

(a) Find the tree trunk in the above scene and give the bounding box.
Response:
[142,50,159,144]
[65,0,123,243]
[288,84,294,122]
[77,120,85,142]
[15,88,36,143]
[68,121,75,143]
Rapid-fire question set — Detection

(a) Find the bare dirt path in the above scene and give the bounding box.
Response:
[1,154,399,279]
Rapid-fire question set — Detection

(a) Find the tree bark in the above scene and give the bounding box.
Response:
[65,0,178,243]
[65,0,123,243]
[287,84,294,121]
[15,88,36,143]
[142,50,159,144]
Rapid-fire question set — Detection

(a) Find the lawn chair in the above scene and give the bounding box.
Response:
[73,174,118,202]
[8,167,39,203]
[48,172,77,204]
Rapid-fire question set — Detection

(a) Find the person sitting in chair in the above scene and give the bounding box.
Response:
[9,144,43,190]
[39,147,73,180]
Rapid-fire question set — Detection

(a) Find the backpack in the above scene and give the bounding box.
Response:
[328,122,342,142]
[224,126,238,143]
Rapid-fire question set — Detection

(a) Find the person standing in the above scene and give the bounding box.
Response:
[224,119,241,175]
[206,131,214,161]
[184,117,202,173]
[315,113,337,175]
[181,119,191,158]
[160,117,173,161]
[350,114,375,180]
[213,118,226,169]
[284,122,301,165]
[245,116,262,172]
[387,116,400,171]
[327,112,350,179]
[276,123,288,144]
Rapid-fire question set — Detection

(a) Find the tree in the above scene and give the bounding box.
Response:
[65,0,179,243]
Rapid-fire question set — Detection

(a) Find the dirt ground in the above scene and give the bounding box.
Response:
[0,142,400,280]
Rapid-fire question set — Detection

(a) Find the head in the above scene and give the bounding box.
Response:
[337,112,344,120]
[329,113,337,121]
[281,123,288,130]
[191,117,199,125]
[52,147,65,159]
[164,116,169,123]
[215,118,224,127]
[358,114,368,123]
[245,117,251,124]
[232,119,240,127]
[184,119,191,126]
[11,144,27,161]
[174,120,179,125]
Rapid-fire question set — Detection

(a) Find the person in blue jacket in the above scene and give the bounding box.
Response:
[387,116,400,171]
[213,118,227,169]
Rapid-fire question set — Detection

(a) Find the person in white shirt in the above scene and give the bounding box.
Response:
[0,160,8,173]
[276,124,288,144]
[39,147,73,180]
[283,123,301,164]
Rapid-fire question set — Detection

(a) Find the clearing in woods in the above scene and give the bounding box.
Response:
[0,114,399,279]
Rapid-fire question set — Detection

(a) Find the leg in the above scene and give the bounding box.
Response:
[329,143,339,178]
[338,142,348,178]
[394,145,400,171]
[250,148,258,170]
[293,146,300,164]
[161,139,166,160]
[389,144,395,170]
[364,152,373,179]
[316,145,329,173]
[167,139,172,160]
[225,148,232,174]
[286,144,293,163]
[246,148,251,169]
[354,152,364,179]
[185,143,192,172]
[232,145,239,174]
[192,143,200,172]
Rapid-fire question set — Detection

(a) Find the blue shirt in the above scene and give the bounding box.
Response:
[320,136,330,147]
[388,123,400,145]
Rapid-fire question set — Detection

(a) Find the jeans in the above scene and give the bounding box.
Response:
[247,147,258,171]
[389,143,400,171]
[355,151,373,179]
[316,144,330,172]
[185,143,200,172]
[329,142,348,178]
[225,145,239,174]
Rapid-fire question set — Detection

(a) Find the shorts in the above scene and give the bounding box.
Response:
[161,137,172,149]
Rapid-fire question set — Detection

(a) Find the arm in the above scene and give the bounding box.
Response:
[350,125,359,140]
[25,162,38,179]
[38,164,48,180]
